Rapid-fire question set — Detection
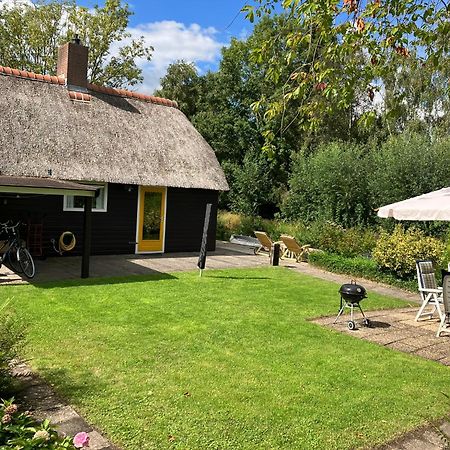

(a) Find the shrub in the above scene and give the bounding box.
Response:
[372,225,445,279]
[308,251,418,292]
[0,398,85,449]
[0,302,25,396]
[309,251,381,279]
[216,211,264,240]
[369,132,450,210]
[303,221,377,257]
[227,150,278,217]
[281,142,374,227]
[217,212,377,257]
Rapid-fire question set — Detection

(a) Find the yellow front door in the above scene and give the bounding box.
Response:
[137,186,166,252]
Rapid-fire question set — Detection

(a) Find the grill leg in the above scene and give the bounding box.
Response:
[334,296,345,324]
[334,306,346,324]
[357,303,367,319]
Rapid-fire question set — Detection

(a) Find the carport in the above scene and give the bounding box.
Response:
[0,176,97,278]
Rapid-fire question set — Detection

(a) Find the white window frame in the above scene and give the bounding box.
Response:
[63,182,108,213]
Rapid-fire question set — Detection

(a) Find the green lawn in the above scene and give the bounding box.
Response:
[4,267,450,449]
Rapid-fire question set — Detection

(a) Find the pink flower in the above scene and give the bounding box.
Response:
[1,414,12,424]
[4,404,18,415]
[73,432,90,448]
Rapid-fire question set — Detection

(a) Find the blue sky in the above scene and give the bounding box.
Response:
[0,0,253,92]
[78,0,252,92]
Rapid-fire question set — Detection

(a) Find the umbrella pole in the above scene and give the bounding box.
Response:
[199,268,203,278]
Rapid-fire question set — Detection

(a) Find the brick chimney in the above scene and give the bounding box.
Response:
[57,37,88,90]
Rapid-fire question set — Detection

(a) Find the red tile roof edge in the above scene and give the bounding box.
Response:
[0,65,65,85]
[0,65,178,108]
[68,91,91,102]
[87,83,178,108]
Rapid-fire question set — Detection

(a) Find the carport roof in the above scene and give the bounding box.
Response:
[0,175,97,197]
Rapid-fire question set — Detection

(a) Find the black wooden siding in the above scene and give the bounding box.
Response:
[0,184,218,255]
[165,187,218,252]
[0,183,138,255]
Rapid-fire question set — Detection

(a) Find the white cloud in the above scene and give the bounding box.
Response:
[0,4,225,94]
[0,0,32,8]
[126,20,225,93]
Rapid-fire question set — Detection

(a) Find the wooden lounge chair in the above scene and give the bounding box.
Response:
[415,260,444,323]
[279,234,311,262]
[254,231,282,257]
[437,271,450,337]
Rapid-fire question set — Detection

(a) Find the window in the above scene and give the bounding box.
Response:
[63,182,108,212]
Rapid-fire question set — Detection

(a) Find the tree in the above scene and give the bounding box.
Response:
[381,55,450,135]
[0,0,152,87]
[154,61,200,119]
[191,17,298,213]
[243,0,450,149]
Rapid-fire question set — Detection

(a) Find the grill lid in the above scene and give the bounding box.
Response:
[339,280,367,299]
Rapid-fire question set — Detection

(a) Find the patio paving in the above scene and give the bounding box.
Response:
[0,241,269,284]
[312,307,450,366]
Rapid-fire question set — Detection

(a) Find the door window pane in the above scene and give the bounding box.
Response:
[142,192,162,240]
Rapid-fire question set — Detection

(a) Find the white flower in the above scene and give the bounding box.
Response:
[33,430,50,441]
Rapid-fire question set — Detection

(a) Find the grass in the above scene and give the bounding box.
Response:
[3,267,450,449]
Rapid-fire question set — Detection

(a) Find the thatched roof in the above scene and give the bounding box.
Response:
[0,69,229,191]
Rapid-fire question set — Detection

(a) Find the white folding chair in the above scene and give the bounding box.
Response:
[437,272,450,337]
[415,260,444,322]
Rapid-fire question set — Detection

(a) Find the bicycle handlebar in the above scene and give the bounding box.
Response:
[0,221,21,232]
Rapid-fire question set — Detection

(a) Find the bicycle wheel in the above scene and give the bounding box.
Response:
[18,247,35,278]
[7,243,22,274]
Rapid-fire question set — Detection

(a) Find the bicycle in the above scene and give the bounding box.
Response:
[0,221,35,279]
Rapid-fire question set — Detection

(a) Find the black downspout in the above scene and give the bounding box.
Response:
[81,196,92,278]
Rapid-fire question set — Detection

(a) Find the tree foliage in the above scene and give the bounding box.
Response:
[0,0,152,87]
[243,0,450,148]
[282,141,373,226]
[154,60,200,119]
[369,132,450,207]
[281,133,450,227]
[155,10,450,222]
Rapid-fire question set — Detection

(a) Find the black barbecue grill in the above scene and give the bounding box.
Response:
[334,280,370,330]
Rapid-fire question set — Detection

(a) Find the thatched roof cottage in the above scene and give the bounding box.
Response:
[0,39,228,273]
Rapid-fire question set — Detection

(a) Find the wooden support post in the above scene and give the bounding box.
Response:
[81,196,92,278]
[271,243,280,266]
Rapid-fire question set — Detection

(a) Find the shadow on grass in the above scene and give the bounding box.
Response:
[37,366,110,404]
[28,272,178,289]
[205,275,272,280]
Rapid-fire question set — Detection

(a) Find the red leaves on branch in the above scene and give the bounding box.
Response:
[356,17,365,32]
[315,82,327,91]
[394,46,410,57]
[344,0,358,13]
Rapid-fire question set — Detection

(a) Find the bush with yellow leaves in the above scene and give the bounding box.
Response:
[373,225,445,279]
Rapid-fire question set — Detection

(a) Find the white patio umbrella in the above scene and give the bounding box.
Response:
[377,187,450,221]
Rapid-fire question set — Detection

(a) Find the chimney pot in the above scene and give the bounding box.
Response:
[57,40,88,89]
[72,34,81,45]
